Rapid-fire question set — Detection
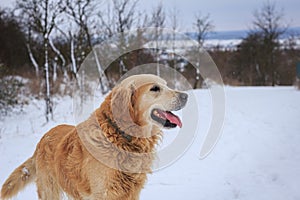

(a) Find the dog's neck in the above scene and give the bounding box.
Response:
[76,112,158,173]
[99,110,161,153]
[104,113,132,142]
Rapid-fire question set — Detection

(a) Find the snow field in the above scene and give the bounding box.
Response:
[0,87,300,200]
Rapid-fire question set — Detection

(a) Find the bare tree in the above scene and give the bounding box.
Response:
[193,12,214,88]
[169,6,180,55]
[63,0,95,75]
[63,0,97,50]
[252,1,286,86]
[22,20,40,77]
[169,6,180,88]
[149,2,166,76]
[49,38,66,83]
[26,41,39,77]
[112,0,138,34]
[17,0,65,122]
[149,2,165,29]
[11,9,40,77]
[99,0,139,43]
[63,0,109,93]
[99,0,139,76]
[193,12,214,48]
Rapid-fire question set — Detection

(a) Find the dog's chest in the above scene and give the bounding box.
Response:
[109,172,146,195]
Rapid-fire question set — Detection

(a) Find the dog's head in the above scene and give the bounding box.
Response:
[111,74,188,132]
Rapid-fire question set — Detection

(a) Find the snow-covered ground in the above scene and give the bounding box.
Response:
[1,87,300,200]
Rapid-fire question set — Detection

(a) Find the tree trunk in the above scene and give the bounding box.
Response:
[70,32,77,79]
[44,36,52,122]
[53,61,57,83]
[193,67,200,89]
[26,43,39,77]
[84,26,108,94]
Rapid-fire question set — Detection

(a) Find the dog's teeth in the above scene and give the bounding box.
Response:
[153,110,165,119]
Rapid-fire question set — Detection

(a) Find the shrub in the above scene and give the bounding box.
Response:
[0,66,24,115]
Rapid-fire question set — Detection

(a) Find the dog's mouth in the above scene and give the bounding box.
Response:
[151,109,182,128]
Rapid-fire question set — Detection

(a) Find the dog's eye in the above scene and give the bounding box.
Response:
[150,85,160,92]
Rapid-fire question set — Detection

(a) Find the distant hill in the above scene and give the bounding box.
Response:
[186,27,300,40]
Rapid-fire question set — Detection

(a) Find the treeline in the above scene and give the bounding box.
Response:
[208,2,299,86]
[0,1,298,85]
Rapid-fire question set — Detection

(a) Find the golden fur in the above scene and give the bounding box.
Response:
[1,74,187,200]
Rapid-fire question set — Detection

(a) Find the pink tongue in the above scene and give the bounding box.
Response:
[163,112,182,128]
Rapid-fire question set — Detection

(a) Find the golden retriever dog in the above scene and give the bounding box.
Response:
[1,74,188,200]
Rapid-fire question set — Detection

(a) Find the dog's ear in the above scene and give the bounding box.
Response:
[111,82,136,130]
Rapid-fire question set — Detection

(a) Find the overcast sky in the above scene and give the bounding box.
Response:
[1,0,299,31]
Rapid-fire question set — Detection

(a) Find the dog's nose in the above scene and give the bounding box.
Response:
[180,93,188,101]
[179,92,188,105]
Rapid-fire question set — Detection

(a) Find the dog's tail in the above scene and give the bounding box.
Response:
[1,155,36,199]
